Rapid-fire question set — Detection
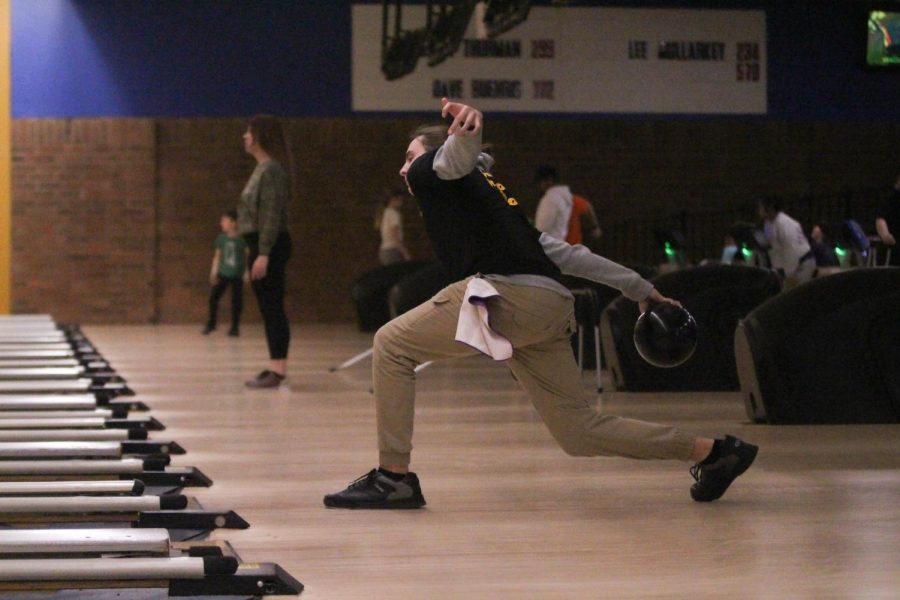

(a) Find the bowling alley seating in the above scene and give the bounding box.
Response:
[735,268,900,424]
[351,260,432,331]
[570,287,602,392]
[332,261,448,373]
[387,261,451,319]
[866,237,893,267]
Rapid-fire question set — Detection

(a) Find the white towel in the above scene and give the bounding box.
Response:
[455,278,513,361]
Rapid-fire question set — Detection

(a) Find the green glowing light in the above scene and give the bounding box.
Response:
[835,246,847,258]
[664,242,675,258]
[741,244,753,259]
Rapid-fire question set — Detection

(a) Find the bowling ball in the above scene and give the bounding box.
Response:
[633,303,698,368]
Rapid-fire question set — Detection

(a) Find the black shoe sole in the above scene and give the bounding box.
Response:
[691,444,758,502]
[323,497,426,510]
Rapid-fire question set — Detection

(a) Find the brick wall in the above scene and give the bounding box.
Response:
[12,119,157,323]
[154,117,434,325]
[12,117,900,324]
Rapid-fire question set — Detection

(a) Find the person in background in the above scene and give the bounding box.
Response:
[534,165,572,241]
[720,235,739,264]
[758,196,815,290]
[376,188,411,265]
[565,193,602,248]
[237,115,294,389]
[809,224,839,268]
[203,210,248,337]
[875,174,899,266]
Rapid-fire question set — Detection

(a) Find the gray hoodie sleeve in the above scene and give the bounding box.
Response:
[433,131,484,180]
[539,233,654,301]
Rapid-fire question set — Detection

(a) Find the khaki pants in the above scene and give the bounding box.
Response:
[374,278,696,467]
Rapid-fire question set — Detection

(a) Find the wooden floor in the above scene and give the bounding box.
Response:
[84,324,900,600]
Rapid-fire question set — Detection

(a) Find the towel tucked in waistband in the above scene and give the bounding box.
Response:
[454,278,513,361]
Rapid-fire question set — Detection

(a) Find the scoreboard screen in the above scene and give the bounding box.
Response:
[867,10,900,67]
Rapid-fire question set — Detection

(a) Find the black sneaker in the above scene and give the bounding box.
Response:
[690,435,758,502]
[324,469,426,509]
[227,327,239,337]
[202,325,215,335]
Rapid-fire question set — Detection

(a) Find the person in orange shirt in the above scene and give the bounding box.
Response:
[565,193,602,246]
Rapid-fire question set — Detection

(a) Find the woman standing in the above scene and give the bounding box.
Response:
[238,115,293,389]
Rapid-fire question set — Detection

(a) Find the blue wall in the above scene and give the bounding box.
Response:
[768,2,900,120]
[13,0,352,117]
[11,0,900,119]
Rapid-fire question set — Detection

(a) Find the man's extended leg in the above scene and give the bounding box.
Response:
[373,279,480,470]
[510,334,757,501]
[324,279,479,509]
[510,335,696,460]
[495,284,756,500]
[489,282,696,461]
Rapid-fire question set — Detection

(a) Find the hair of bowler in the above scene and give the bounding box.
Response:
[411,125,448,152]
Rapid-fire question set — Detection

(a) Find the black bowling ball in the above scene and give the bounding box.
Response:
[633,303,698,368]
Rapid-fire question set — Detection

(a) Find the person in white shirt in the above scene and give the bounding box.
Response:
[376,188,411,265]
[758,197,815,290]
[534,165,572,241]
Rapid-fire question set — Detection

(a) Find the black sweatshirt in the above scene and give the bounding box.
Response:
[406,149,562,283]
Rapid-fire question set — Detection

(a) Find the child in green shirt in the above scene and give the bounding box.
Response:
[203,210,248,336]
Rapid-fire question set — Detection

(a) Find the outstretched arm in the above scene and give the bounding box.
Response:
[433,98,484,180]
[538,233,680,312]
